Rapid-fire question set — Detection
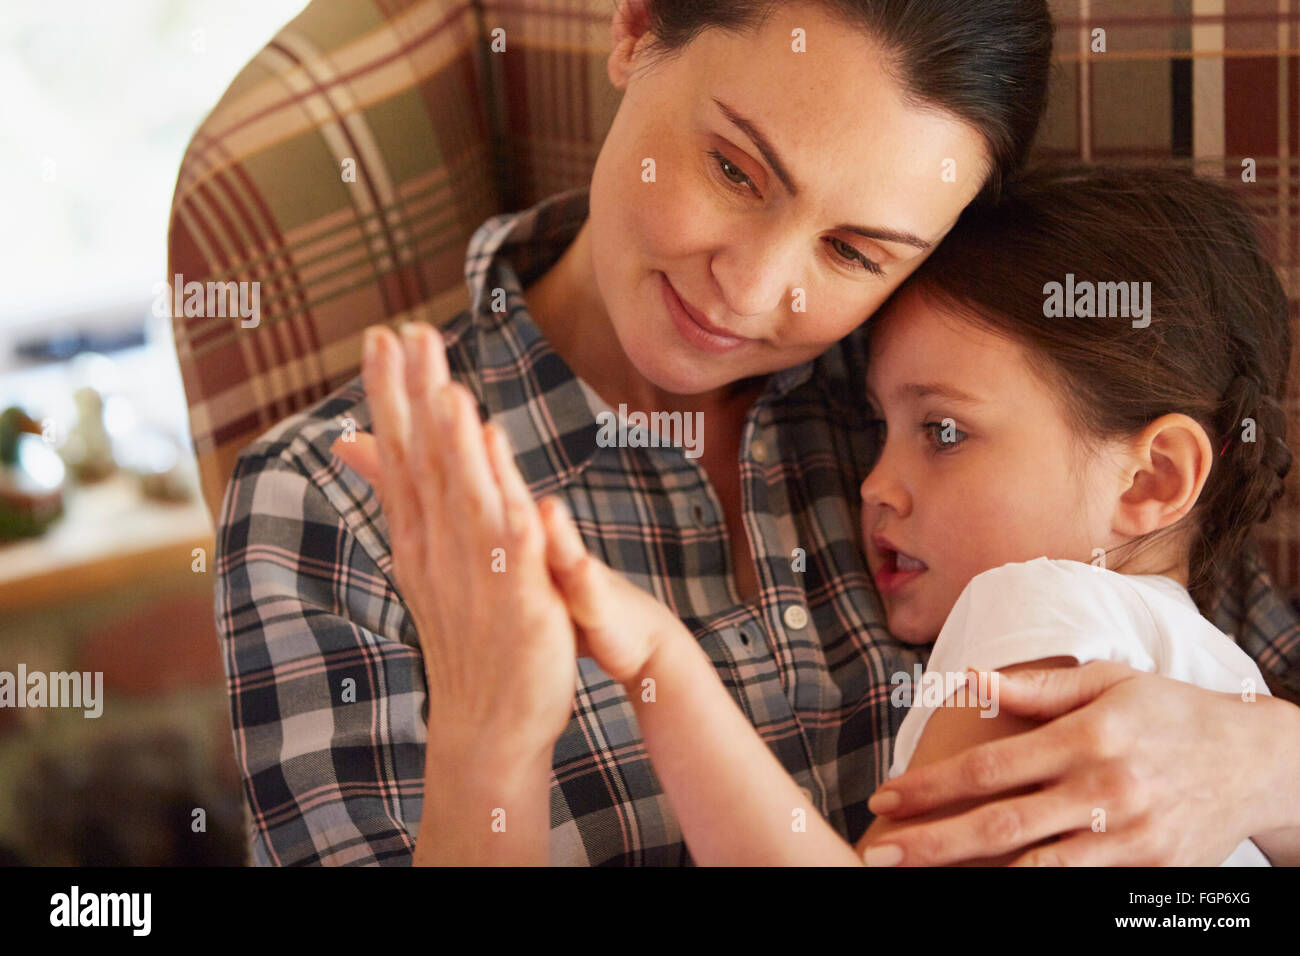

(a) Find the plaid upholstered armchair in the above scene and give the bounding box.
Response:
[168,0,1299,617]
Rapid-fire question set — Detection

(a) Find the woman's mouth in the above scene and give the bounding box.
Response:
[660,273,750,354]
[873,545,929,596]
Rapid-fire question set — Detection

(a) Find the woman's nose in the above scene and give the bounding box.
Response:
[709,230,802,318]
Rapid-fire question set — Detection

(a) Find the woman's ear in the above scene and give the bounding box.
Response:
[608,0,655,90]
[1110,413,1214,537]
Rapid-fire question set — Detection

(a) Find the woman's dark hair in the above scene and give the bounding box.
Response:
[642,0,1055,203]
[897,165,1293,613]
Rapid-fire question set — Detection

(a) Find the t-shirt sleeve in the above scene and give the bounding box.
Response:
[888,559,1157,778]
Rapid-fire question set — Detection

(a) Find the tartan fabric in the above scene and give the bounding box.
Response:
[216,189,1300,866]
[169,0,1300,594]
[216,189,924,865]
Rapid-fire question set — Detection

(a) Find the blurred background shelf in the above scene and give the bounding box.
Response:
[0,471,213,612]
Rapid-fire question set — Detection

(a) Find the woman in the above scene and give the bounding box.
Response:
[219,0,1300,865]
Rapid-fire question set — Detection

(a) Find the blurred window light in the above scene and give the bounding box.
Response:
[0,0,310,335]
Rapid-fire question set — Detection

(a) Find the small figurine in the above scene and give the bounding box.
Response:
[0,406,65,541]
[59,387,116,482]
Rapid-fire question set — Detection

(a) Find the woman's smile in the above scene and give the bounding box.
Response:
[660,272,753,354]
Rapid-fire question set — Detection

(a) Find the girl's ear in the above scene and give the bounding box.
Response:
[608,0,655,90]
[1111,413,1214,538]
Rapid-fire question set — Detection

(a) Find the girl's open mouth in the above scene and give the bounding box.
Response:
[874,547,928,596]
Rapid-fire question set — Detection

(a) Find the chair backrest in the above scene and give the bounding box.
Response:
[169,0,1300,592]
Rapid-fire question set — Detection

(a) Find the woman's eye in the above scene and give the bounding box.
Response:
[826,237,883,276]
[924,419,966,451]
[710,150,757,193]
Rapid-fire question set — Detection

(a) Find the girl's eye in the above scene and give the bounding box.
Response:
[924,419,967,452]
[825,237,884,277]
[709,150,758,194]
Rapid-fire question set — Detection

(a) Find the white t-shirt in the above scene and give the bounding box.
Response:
[888,557,1271,867]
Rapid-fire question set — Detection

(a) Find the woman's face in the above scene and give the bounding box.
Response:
[587,3,990,396]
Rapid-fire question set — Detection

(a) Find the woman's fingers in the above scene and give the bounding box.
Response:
[862,784,1085,866]
[868,712,1082,820]
[361,327,423,562]
[396,322,507,540]
[403,325,449,524]
[989,660,1136,721]
[438,382,505,533]
[483,422,542,546]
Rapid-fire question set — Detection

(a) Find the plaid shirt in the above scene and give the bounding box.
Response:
[217,188,1300,866]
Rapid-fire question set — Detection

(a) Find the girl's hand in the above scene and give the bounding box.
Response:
[863,660,1300,865]
[537,495,692,685]
[333,325,577,767]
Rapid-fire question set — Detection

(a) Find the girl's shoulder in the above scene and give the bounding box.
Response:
[944,558,1266,695]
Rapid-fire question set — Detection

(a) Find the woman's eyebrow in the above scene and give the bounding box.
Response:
[712,97,933,252]
[714,97,800,195]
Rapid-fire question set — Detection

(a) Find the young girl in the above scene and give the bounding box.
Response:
[533,165,1294,866]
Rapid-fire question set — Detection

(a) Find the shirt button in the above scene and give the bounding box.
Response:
[751,439,768,463]
[783,604,809,630]
[691,501,707,527]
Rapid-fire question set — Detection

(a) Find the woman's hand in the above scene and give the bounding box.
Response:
[863,660,1300,865]
[332,325,578,864]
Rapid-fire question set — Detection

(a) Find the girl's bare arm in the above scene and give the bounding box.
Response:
[541,497,861,866]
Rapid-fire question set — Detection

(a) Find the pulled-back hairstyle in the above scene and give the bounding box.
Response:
[641,0,1054,204]
[900,165,1293,612]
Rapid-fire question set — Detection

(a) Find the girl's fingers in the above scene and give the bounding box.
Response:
[540,497,607,628]
[538,497,596,659]
[540,497,654,682]
[331,433,383,487]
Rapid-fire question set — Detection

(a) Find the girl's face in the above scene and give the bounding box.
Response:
[587,3,990,396]
[860,287,1124,644]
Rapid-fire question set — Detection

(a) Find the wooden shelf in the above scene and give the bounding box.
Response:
[0,472,213,612]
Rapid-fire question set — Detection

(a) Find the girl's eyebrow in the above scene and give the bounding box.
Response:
[867,382,984,407]
[712,97,933,252]
[896,382,984,405]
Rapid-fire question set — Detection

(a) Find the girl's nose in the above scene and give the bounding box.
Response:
[859,452,911,518]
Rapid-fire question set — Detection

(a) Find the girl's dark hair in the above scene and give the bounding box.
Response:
[642,0,1055,203]
[899,165,1293,612]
